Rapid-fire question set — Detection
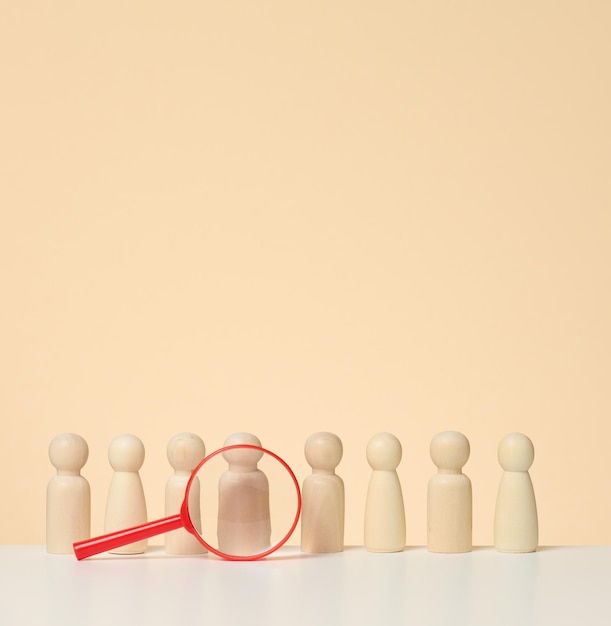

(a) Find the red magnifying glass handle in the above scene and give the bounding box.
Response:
[73,515,184,560]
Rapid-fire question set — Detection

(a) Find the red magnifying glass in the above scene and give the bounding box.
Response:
[73,444,302,561]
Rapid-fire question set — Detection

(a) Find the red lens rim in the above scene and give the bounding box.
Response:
[181,444,302,561]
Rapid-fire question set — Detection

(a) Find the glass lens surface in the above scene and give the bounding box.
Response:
[186,445,300,559]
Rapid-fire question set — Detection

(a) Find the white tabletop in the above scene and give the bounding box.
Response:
[1,546,609,625]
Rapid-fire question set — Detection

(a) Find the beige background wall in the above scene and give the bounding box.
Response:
[1,1,610,547]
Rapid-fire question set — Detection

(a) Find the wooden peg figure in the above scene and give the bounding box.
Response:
[301,432,345,553]
[427,430,472,553]
[494,432,538,553]
[364,432,406,552]
[46,433,91,554]
[165,432,207,555]
[104,434,148,554]
[217,432,271,555]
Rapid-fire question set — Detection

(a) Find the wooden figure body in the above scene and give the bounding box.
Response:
[217,432,271,555]
[494,432,538,553]
[165,432,207,555]
[364,432,406,553]
[46,433,91,554]
[427,430,472,553]
[301,432,345,553]
[104,434,148,554]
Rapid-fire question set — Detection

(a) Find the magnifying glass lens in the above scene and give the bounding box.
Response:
[185,445,300,559]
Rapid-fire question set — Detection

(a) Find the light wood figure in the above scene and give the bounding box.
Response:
[427,430,472,553]
[46,433,91,554]
[218,432,271,556]
[301,432,345,553]
[165,432,207,555]
[364,432,406,553]
[494,432,538,553]
[104,434,148,554]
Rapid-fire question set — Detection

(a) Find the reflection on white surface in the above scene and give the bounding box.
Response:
[0,546,609,626]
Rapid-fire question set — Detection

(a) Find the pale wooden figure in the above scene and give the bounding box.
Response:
[427,431,472,553]
[494,432,538,553]
[46,433,91,554]
[104,434,148,554]
[218,432,271,555]
[364,432,406,553]
[165,432,207,555]
[301,432,345,553]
